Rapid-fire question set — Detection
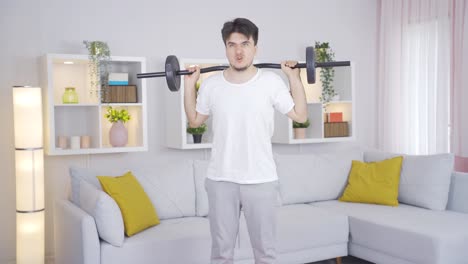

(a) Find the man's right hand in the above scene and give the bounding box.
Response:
[184,65,201,88]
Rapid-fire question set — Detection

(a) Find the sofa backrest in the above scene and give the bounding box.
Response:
[364,151,454,211]
[275,148,363,205]
[192,148,363,214]
[69,159,197,220]
[193,160,210,217]
[447,171,468,214]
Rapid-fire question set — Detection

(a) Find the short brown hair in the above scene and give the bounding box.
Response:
[221,18,258,45]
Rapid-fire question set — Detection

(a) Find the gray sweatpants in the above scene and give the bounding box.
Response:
[205,178,278,264]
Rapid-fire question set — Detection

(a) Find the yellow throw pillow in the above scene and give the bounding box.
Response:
[97,172,160,236]
[339,156,403,206]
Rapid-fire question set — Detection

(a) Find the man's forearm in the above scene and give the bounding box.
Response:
[289,78,308,122]
[184,83,198,127]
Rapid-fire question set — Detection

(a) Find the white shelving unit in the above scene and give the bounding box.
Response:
[165,59,355,149]
[164,58,227,149]
[272,63,355,144]
[41,54,148,155]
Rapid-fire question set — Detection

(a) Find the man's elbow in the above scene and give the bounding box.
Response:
[188,120,202,128]
[295,110,308,123]
[296,115,308,124]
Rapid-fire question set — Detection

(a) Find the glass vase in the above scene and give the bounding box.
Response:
[62,87,79,104]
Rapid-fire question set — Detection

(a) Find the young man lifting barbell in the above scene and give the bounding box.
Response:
[184,18,307,264]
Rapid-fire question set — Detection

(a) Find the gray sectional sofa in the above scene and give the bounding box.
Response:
[54,149,468,264]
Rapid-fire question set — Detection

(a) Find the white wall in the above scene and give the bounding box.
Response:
[0,0,379,262]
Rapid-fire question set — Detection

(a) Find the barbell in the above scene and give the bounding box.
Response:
[137,47,350,92]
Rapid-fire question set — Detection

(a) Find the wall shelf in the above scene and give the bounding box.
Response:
[164,58,226,149]
[272,63,356,144]
[164,59,355,149]
[41,54,148,155]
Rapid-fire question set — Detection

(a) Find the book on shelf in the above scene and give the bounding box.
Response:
[324,122,349,137]
[108,73,129,86]
[101,85,137,103]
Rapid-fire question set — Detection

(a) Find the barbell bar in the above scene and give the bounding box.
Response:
[137,47,351,92]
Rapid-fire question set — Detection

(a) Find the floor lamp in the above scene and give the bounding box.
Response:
[12,86,44,264]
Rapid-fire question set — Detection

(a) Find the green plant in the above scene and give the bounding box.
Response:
[105,106,131,123]
[186,123,207,135]
[315,41,337,106]
[83,40,111,98]
[293,119,310,128]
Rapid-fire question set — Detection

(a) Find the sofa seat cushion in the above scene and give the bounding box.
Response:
[235,204,349,259]
[100,217,211,264]
[312,200,468,264]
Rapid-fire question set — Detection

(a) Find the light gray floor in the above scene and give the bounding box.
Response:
[307,256,374,264]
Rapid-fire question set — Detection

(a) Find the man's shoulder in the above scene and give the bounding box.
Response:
[258,69,283,81]
[202,72,224,85]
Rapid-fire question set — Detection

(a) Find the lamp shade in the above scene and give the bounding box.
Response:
[13,86,43,149]
[12,86,44,264]
[15,149,44,212]
[17,211,45,263]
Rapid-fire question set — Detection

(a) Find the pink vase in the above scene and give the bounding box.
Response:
[109,121,128,147]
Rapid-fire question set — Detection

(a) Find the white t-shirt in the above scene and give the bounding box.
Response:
[196,68,294,184]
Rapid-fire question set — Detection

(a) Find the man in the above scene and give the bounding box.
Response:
[184,18,307,264]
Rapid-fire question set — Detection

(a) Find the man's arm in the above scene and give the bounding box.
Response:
[281,61,308,123]
[184,66,209,128]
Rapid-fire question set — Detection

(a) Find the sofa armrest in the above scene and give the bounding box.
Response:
[54,199,100,264]
[447,172,468,214]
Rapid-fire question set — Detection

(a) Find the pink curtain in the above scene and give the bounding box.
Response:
[451,0,468,172]
[378,0,468,173]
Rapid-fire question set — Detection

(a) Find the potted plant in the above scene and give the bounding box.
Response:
[83,40,111,99]
[105,106,131,147]
[186,123,207,144]
[293,119,310,139]
[315,42,337,110]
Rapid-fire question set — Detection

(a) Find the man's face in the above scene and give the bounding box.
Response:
[225,32,257,72]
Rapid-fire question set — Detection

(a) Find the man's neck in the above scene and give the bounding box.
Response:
[224,65,258,84]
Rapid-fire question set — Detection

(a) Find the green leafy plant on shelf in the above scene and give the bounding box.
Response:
[187,123,207,144]
[315,41,337,108]
[83,40,111,98]
[293,119,310,128]
[186,123,207,135]
[105,106,131,123]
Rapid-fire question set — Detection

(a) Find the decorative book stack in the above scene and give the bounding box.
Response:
[101,85,137,103]
[324,122,349,137]
[324,112,349,137]
[101,73,137,103]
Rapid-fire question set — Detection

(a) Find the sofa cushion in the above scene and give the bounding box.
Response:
[339,157,403,206]
[70,159,197,220]
[131,159,196,219]
[236,204,349,257]
[276,149,363,205]
[78,180,124,246]
[447,172,468,214]
[97,172,160,236]
[193,160,210,217]
[312,200,468,264]
[100,217,211,264]
[69,166,127,206]
[364,152,454,210]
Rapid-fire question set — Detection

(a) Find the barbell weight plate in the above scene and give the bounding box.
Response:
[305,46,316,84]
[165,55,181,92]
